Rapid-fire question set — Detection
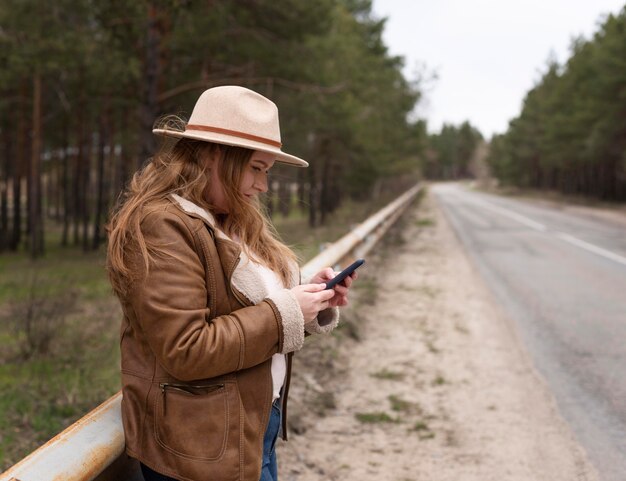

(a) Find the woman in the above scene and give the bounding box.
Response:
[106,86,356,481]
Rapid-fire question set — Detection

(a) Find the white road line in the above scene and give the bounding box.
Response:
[467,198,547,232]
[461,192,626,267]
[555,232,626,267]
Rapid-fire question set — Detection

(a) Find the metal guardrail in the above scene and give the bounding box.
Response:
[0,183,422,481]
[301,183,422,279]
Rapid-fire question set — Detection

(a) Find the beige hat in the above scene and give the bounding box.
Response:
[153,85,308,167]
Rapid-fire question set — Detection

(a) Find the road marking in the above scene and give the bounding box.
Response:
[467,197,547,232]
[461,192,626,267]
[555,232,626,267]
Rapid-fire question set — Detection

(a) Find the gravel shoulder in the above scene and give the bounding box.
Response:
[278,187,599,481]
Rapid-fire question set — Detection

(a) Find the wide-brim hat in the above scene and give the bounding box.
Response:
[153,85,308,167]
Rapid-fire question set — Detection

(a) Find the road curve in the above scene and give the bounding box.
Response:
[433,183,626,481]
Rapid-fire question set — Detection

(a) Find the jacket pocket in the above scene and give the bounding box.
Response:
[154,381,237,461]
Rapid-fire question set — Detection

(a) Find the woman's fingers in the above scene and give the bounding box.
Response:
[309,267,335,285]
[299,283,325,292]
[318,287,335,304]
[343,271,358,287]
[293,276,356,321]
[292,284,336,322]
[313,286,335,313]
[321,267,335,281]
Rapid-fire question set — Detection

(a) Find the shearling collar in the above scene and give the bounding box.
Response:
[169,194,299,303]
[170,194,229,241]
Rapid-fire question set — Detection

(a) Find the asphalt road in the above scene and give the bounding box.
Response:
[433,183,626,481]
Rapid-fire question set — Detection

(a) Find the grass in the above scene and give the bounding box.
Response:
[415,218,435,227]
[412,421,429,431]
[388,395,421,415]
[410,420,436,440]
[425,340,440,354]
[370,368,406,381]
[0,294,121,469]
[0,248,111,304]
[355,411,399,424]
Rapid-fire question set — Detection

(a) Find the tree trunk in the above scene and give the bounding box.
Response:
[54,150,62,221]
[320,155,330,225]
[0,179,6,252]
[307,159,318,228]
[297,169,306,213]
[92,104,109,250]
[74,74,86,246]
[278,179,291,218]
[82,122,93,251]
[116,108,129,198]
[72,137,80,246]
[0,115,10,252]
[12,82,29,250]
[11,174,21,250]
[29,71,44,258]
[319,139,332,225]
[105,108,117,214]
[138,2,162,168]
[265,179,274,219]
[61,118,70,247]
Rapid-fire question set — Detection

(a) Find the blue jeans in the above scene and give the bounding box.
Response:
[260,400,282,481]
[141,401,281,481]
[140,463,175,481]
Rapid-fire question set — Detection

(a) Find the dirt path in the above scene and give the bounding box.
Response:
[278,188,599,481]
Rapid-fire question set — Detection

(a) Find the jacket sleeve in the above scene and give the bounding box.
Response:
[127,209,302,381]
[305,307,340,334]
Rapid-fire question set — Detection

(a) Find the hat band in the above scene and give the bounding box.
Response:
[185,124,282,148]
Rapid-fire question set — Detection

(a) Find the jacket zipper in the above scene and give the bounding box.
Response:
[159,382,225,414]
[159,382,224,395]
[225,250,278,431]
[227,254,250,307]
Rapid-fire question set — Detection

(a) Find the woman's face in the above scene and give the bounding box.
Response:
[239,150,275,200]
[205,149,275,214]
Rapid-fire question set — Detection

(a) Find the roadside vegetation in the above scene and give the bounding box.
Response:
[488,7,626,201]
[0,245,119,469]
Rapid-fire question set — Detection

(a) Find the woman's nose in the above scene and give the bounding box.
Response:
[255,176,268,193]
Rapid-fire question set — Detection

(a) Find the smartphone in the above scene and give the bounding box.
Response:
[324,259,365,290]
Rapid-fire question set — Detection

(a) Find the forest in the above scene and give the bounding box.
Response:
[488,6,626,202]
[0,0,435,259]
[2,1,624,264]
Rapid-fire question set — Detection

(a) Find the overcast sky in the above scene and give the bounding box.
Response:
[371,0,625,138]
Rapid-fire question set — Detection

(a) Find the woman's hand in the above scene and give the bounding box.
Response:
[308,267,358,308]
[291,283,336,322]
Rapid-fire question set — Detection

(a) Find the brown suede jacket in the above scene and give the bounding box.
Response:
[117,195,338,481]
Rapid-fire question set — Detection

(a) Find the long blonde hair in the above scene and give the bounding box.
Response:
[106,137,297,297]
